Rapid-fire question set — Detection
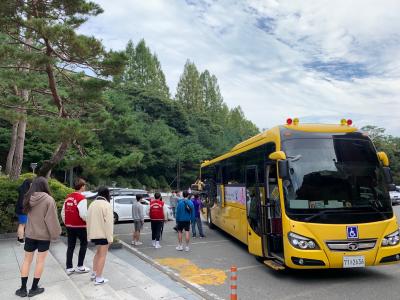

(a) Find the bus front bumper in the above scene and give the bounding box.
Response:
[285,243,400,269]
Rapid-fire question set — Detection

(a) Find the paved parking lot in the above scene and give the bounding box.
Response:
[114,208,400,300]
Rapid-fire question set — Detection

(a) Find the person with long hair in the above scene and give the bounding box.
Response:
[87,187,113,285]
[15,176,61,298]
[15,178,32,245]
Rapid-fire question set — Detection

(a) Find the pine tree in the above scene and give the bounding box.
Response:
[175,60,202,112]
[199,70,224,119]
[118,39,169,98]
[0,0,125,177]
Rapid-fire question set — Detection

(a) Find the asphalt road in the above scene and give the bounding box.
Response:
[114,206,400,300]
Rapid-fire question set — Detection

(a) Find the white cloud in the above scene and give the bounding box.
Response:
[80,0,400,135]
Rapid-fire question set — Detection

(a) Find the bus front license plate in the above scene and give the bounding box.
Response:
[343,256,365,268]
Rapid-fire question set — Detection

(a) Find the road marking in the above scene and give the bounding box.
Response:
[156,257,227,286]
[119,240,225,300]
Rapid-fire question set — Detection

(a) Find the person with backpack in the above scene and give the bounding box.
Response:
[149,192,168,248]
[15,176,61,298]
[61,178,90,275]
[15,179,32,245]
[175,190,195,252]
[191,193,205,238]
[131,194,144,246]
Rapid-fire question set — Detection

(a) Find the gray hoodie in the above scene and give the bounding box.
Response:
[25,192,61,241]
[132,200,144,221]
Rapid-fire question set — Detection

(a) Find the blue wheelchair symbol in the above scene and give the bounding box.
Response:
[347,226,358,239]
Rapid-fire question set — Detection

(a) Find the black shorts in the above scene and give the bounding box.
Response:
[91,238,109,245]
[176,221,190,232]
[24,238,50,252]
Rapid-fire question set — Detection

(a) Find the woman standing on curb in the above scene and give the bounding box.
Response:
[15,178,32,245]
[15,176,62,298]
[87,187,113,285]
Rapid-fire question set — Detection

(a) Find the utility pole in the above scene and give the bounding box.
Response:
[177,158,180,191]
[69,167,73,188]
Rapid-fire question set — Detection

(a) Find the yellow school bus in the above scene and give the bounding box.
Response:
[200,119,399,269]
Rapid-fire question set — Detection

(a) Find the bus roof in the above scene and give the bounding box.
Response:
[201,123,359,168]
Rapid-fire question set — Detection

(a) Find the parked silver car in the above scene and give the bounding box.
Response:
[390,186,400,206]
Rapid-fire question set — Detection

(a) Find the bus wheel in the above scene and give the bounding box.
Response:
[207,210,215,229]
[113,212,119,224]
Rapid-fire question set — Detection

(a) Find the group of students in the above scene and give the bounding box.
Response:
[13,176,207,298]
[132,190,205,252]
[14,177,115,298]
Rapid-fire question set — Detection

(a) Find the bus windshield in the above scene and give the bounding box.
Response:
[282,137,393,224]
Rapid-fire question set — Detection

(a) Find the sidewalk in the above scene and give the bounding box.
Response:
[0,238,204,299]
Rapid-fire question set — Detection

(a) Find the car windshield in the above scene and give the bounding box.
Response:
[282,137,392,223]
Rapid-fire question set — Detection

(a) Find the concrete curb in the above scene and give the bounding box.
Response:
[0,233,16,239]
[119,240,225,300]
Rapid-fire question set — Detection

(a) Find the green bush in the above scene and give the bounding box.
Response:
[0,173,73,233]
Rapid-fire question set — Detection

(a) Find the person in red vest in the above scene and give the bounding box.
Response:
[61,178,90,275]
[149,192,168,249]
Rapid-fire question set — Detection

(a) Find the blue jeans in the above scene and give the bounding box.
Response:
[191,217,204,237]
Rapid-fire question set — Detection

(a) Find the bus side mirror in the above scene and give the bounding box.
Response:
[269,151,289,179]
[269,151,287,161]
[278,160,289,179]
[377,151,389,167]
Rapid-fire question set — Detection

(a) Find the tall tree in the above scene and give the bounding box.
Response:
[0,0,125,178]
[0,31,33,178]
[117,39,169,98]
[175,60,202,112]
[199,70,224,118]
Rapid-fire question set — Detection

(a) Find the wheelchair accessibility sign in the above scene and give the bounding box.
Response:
[347,226,359,239]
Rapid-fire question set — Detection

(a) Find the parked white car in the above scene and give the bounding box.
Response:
[111,196,174,223]
[390,187,400,206]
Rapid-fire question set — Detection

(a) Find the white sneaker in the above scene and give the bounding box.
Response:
[66,268,75,275]
[185,246,190,252]
[75,266,90,273]
[94,278,109,285]
[155,243,162,249]
[152,240,156,247]
[131,241,136,245]
[176,245,183,251]
[135,241,143,245]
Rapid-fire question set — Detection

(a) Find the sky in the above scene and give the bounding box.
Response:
[80,0,400,135]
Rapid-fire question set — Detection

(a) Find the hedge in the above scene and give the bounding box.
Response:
[0,173,73,233]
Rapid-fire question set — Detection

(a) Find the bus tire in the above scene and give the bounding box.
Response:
[207,209,215,229]
[113,212,119,224]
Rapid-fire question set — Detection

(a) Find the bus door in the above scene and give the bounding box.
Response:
[245,166,263,257]
[264,163,283,258]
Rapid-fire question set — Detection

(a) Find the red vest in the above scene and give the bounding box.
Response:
[149,199,164,220]
[64,192,86,228]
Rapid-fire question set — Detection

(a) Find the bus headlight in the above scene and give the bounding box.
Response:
[288,232,319,250]
[381,230,400,247]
